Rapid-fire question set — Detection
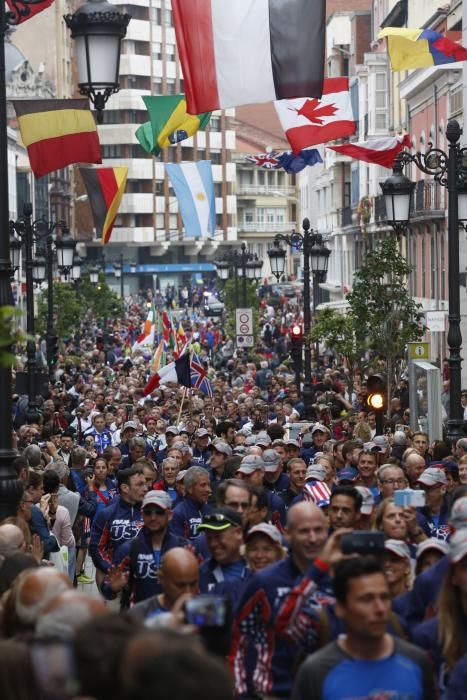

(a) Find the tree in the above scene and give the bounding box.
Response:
[78,272,124,323]
[216,278,260,340]
[309,307,365,388]
[37,283,82,340]
[345,235,424,408]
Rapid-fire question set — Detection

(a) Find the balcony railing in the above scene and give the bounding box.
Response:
[238,222,295,233]
[414,180,445,212]
[237,185,296,197]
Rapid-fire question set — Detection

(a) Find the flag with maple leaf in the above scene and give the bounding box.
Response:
[274,77,355,155]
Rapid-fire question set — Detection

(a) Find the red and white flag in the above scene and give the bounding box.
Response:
[274,78,355,155]
[172,0,326,114]
[328,134,412,169]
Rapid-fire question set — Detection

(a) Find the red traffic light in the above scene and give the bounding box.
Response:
[291,325,303,338]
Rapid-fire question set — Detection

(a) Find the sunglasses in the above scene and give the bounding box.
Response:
[143,506,167,516]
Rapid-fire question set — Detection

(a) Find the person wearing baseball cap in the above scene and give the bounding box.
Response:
[244,523,286,573]
[402,491,467,632]
[102,489,189,607]
[309,423,331,457]
[263,449,289,494]
[383,539,412,600]
[237,455,287,528]
[416,467,449,540]
[286,439,301,460]
[415,538,449,576]
[208,441,233,502]
[191,428,211,470]
[197,506,248,604]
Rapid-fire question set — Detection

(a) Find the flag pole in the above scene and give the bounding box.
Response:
[176,387,187,427]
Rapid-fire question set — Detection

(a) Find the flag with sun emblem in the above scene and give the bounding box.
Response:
[165,160,216,238]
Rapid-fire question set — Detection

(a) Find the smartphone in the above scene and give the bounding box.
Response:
[394,489,426,507]
[184,595,230,627]
[126,403,134,419]
[341,531,386,555]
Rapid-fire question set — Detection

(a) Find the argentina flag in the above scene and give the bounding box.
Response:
[166,160,216,238]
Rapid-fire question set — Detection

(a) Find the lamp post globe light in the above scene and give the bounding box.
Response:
[89,265,100,284]
[381,119,466,443]
[64,0,131,123]
[268,218,331,421]
[214,244,263,306]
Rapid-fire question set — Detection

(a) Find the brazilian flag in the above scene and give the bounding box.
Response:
[136,95,211,156]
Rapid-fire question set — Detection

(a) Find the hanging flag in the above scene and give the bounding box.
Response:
[246,149,322,174]
[132,305,156,353]
[172,0,325,114]
[143,353,191,396]
[245,152,282,169]
[328,134,412,169]
[378,27,467,71]
[136,95,211,155]
[79,166,128,244]
[276,148,323,174]
[165,160,216,238]
[274,78,355,155]
[13,99,101,179]
[191,354,213,397]
[6,0,54,24]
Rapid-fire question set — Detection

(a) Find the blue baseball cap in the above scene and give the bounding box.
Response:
[336,467,359,483]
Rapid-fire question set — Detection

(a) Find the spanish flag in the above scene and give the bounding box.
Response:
[79,167,128,245]
[379,28,467,71]
[135,95,211,155]
[13,99,101,179]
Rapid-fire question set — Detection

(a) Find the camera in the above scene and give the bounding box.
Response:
[341,531,385,555]
[184,595,230,627]
[393,489,426,507]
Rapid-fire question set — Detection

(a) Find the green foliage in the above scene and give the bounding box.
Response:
[345,236,424,362]
[309,307,365,375]
[37,283,82,339]
[0,306,27,367]
[79,272,124,323]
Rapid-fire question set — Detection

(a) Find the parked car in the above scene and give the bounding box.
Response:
[203,293,225,317]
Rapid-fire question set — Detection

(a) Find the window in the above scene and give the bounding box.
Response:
[153,78,163,94]
[214,183,222,196]
[153,42,162,60]
[210,116,221,131]
[257,207,265,223]
[164,8,173,26]
[34,176,49,220]
[210,151,221,165]
[421,235,426,297]
[344,182,351,208]
[102,144,124,158]
[166,79,176,95]
[179,79,184,94]
[350,81,359,124]
[16,171,30,217]
[276,210,285,223]
[165,44,175,62]
[375,72,388,131]
[151,7,161,24]
[155,181,164,196]
[258,171,265,185]
[245,210,254,223]
[267,209,275,224]
[431,233,436,299]
[441,233,446,300]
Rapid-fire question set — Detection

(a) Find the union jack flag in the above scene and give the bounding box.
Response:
[190,354,212,397]
[245,152,281,169]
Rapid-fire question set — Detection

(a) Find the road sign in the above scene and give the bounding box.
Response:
[237,335,254,347]
[408,342,430,360]
[426,311,447,332]
[236,308,253,336]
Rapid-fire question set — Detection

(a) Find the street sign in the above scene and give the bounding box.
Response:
[236,308,253,336]
[408,342,430,360]
[237,335,254,347]
[426,311,447,332]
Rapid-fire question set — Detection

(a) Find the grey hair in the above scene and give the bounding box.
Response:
[71,447,87,467]
[377,463,404,483]
[457,438,467,452]
[45,460,69,481]
[184,466,209,490]
[129,437,146,450]
[23,444,42,468]
[0,524,24,555]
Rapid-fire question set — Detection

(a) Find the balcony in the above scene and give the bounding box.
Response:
[238,222,295,233]
[413,180,445,217]
[237,185,296,197]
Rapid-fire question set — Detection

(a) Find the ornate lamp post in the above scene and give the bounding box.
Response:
[268,218,330,420]
[214,244,262,306]
[381,120,467,443]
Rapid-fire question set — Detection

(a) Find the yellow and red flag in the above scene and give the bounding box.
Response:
[79,166,128,244]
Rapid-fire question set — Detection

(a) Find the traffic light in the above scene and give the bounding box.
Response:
[47,335,59,368]
[366,374,386,432]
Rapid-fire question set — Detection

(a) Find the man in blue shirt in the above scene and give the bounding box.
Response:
[292,557,436,700]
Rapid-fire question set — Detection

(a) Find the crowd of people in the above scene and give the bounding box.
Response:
[1,288,467,699]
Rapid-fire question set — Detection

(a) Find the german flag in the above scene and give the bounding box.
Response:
[79,167,128,245]
[13,99,101,179]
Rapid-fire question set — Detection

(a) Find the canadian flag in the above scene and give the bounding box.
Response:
[274,77,355,155]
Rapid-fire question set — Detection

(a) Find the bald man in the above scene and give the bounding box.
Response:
[404,452,427,488]
[0,524,25,556]
[36,589,107,639]
[12,567,72,634]
[232,502,334,699]
[129,547,199,622]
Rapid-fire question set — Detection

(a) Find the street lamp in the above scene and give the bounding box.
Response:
[72,256,83,281]
[64,0,131,123]
[214,243,263,306]
[268,218,330,420]
[381,118,466,443]
[89,265,100,284]
[55,231,76,280]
